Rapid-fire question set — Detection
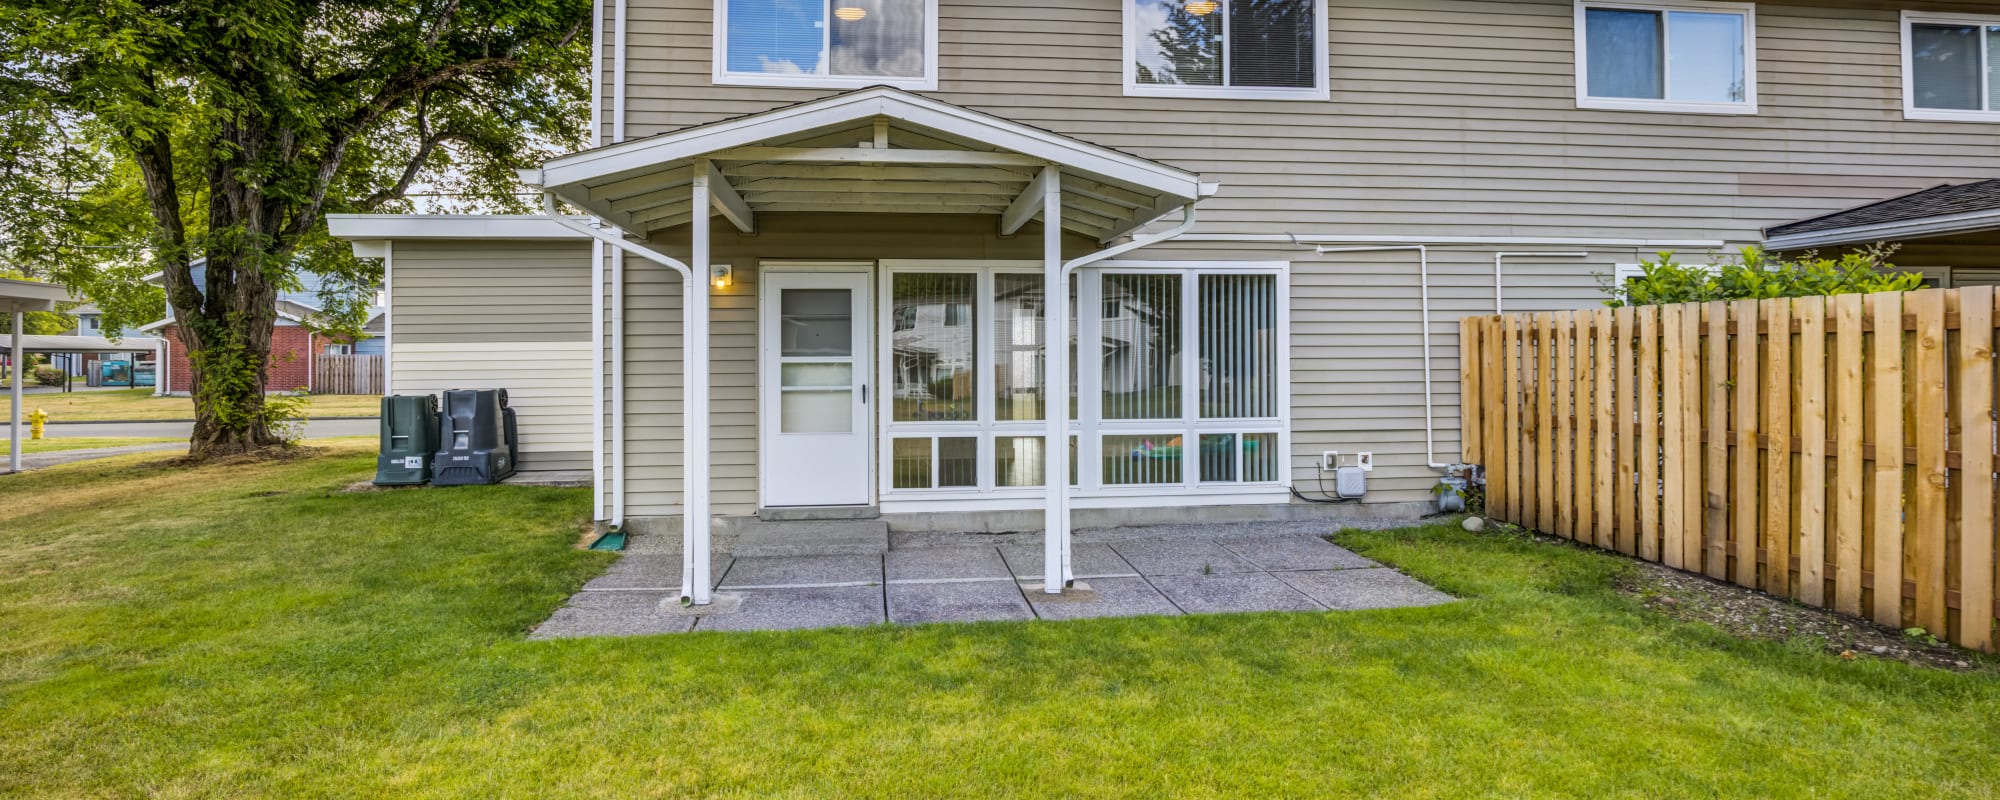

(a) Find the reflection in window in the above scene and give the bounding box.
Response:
[1102,274,1181,419]
[1582,5,1747,105]
[1199,274,1277,419]
[1910,22,2000,112]
[892,273,976,421]
[724,0,927,79]
[1132,0,1316,90]
[994,274,1045,421]
[1103,434,1183,485]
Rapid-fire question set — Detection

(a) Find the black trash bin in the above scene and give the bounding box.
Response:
[431,389,517,485]
[374,394,440,485]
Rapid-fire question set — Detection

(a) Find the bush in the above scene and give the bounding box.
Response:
[32,365,66,386]
[1601,243,1925,307]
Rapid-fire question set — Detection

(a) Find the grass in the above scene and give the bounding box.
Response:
[25,388,379,422]
[2,436,180,456]
[2,446,1997,798]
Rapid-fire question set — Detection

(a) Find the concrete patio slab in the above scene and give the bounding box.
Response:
[1021,576,1181,621]
[693,585,887,632]
[529,590,696,639]
[1277,568,1457,611]
[997,542,1138,579]
[885,545,1013,582]
[1218,535,1379,572]
[887,579,1033,624]
[1109,539,1260,576]
[718,554,882,588]
[1148,573,1324,614]
[583,553,733,591]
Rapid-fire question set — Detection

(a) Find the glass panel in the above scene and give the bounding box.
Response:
[938,437,977,487]
[892,438,932,489]
[994,274,1044,421]
[1102,274,1181,419]
[1199,433,1237,482]
[1911,23,1981,111]
[891,273,977,421]
[1665,11,1745,103]
[996,436,1044,487]
[1133,0,1222,86]
[781,289,852,357]
[1242,432,1278,482]
[1988,27,2000,111]
[1228,0,1316,88]
[1103,434,1183,485]
[1199,274,1277,419]
[781,363,853,388]
[781,389,852,433]
[725,0,825,75]
[829,0,926,77]
[1585,8,1663,100]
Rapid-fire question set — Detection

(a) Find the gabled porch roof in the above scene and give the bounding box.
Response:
[533,86,1214,243]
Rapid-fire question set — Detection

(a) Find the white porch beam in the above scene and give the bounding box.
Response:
[1042,167,1072,594]
[1002,166,1056,236]
[744,191,1017,208]
[628,200,695,226]
[1094,194,1190,244]
[684,160,717,605]
[705,160,756,234]
[587,167,694,203]
[751,202,1008,215]
[607,186,693,215]
[734,178,1027,196]
[713,146,1043,167]
[725,163,1037,183]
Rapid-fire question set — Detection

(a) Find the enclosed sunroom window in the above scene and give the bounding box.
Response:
[1574,1,1756,114]
[1904,12,2000,122]
[1126,0,1327,99]
[715,0,937,89]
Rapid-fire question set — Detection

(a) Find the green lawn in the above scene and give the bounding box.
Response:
[26,388,380,421]
[2,444,1997,798]
[2,436,180,456]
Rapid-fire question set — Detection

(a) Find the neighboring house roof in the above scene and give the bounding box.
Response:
[68,303,101,316]
[360,312,385,336]
[137,258,379,334]
[10,334,162,354]
[1763,180,2000,250]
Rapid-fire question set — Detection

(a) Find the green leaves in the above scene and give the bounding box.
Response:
[1602,244,1926,308]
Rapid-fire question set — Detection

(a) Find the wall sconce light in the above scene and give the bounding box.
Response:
[711,263,733,289]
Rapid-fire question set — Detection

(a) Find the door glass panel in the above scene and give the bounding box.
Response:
[781,389,853,433]
[782,363,853,387]
[891,273,976,421]
[781,289,853,356]
[1199,433,1237,482]
[994,273,1045,421]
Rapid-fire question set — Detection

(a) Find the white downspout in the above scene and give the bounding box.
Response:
[588,0,605,523]
[1493,251,1587,314]
[382,241,394,396]
[1315,244,1451,472]
[610,0,629,529]
[9,313,20,474]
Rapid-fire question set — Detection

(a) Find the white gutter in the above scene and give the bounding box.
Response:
[612,248,625,529]
[1494,252,1587,314]
[382,242,395,396]
[612,0,627,145]
[592,239,606,522]
[1315,244,1451,472]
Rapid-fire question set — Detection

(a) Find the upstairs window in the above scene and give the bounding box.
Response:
[1903,12,2000,122]
[1574,1,1757,114]
[714,0,937,90]
[1126,0,1328,100]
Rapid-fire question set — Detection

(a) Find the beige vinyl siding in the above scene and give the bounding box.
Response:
[390,240,595,471]
[613,0,2000,242]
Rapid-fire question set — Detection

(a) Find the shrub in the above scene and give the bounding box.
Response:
[32,365,66,386]
[1601,243,1925,307]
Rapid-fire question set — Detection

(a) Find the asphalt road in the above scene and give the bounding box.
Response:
[40,418,378,439]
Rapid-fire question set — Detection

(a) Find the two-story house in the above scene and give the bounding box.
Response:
[329,0,2000,604]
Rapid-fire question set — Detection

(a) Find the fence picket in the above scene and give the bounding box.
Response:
[1555,312,1576,540]
[1661,304,1687,570]
[1797,296,1829,607]
[1483,318,1508,521]
[1962,287,1996,652]
[1594,308,1616,551]
[1833,294,1866,616]
[1870,292,1906,628]
[1538,312,1557,532]
[1638,306,1661,562]
[1505,314,1525,523]
[1706,302,1732,579]
[1461,318,1482,465]
[1909,290,1949,633]
[1616,306,1639,556]
[1762,298,1793,596]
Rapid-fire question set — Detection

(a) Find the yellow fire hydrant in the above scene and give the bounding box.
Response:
[28,408,47,440]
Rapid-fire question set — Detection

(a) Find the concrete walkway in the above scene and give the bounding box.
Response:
[531,528,1453,637]
[41,418,376,438]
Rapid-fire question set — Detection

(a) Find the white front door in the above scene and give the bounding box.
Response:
[760,269,873,506]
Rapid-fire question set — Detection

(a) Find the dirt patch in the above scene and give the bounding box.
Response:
[160,444,323,469]
[1618,558,1991,672]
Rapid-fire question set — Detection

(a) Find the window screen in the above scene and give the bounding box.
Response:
[1133,0,1319,91]
[1582,4,1747,106]
[725,0,926,80]
[1910,23,1984,111]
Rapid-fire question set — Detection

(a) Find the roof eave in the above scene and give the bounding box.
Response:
[1763,205,2000,251]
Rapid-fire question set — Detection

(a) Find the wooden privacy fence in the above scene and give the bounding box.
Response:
[1459,288,1998,652]
[313,353,383,395]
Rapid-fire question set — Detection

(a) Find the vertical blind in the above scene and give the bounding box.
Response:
[1102,274,1182,419]
[1227,0,1316,88]
[891,273,976,422]
[993,274,1045,421]
[1199,274,1277,419]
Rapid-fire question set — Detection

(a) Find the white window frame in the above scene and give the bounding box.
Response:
[1122,0,1331,101]
[1901,10,2000,123]
[712,0,940,91]
[877,260,1292,509]
[1573,0,1759,115]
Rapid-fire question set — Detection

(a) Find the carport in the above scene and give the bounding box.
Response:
[2,278,74,474]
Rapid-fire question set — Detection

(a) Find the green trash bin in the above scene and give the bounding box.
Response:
[375,394,440,485]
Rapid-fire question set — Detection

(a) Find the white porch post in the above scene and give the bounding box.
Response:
[9,312,22,474]
[684,159,716,604]
[1042,166,1072,593]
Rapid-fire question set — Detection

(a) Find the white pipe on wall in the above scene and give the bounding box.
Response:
[1315,244,1452,472]
[9,312,20,474]
[612,248,625,529]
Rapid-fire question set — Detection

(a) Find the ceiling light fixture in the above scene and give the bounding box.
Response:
[1185,0,1218,15]
[834,6,866,20]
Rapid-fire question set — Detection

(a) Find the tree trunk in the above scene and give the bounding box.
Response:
[179,251,287,459]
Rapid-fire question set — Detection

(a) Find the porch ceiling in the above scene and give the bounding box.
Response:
[533,87,1212,243]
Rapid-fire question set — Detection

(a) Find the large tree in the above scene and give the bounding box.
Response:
[0,0,590,456]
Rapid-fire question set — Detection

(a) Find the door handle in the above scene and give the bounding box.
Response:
[861,383,868,404]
